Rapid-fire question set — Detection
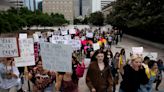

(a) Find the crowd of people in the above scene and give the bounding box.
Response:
[0,26,164,92]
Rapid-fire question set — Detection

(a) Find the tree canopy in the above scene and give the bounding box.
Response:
[106,0,164,43]
[0,7,69,33]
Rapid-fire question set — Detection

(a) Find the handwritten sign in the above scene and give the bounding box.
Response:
[51,35,71,44]
[84,58,91,68]
[14,38,35,67]
[61,30,68,35]
[93,43,100,51]
[143,52,158,61]
[33,33,39,42]
[19,33,27,39]
[40,42,73,72]
[69,29,76,34]
[86,32,93,38]
[69,40,81,50]
[132,47,143,55]
[0,38,19,57]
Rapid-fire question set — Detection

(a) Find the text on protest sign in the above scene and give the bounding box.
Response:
[132,47,143,55]
[40,42,73,72]
[86,32,93,38]
[19,33,27,39]
[69,29,76,34]
[69,40,81,50]
[93,43,100,51]
[143,52,158,61]
[51,35,71,44]
[14,38,35,67]
[0,38,19,57]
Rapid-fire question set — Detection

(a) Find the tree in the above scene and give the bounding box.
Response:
[107,0,164,43]
[89,12,104,26]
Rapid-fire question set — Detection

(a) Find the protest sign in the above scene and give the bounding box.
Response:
[86,32,93,38]
[132,47,143,55]
[93,43,100,51]
[61,30,68,35]
[84,58,91,68]
[69,29,76,34]
[143,52,158,61]
[15,38,35,67]
[19,33,27,39]
[47,32,53,37]
[69,40,81,50]
[35,32,42,36]
[40,42,73,72]
[33,33,39,42]
[0,38,19,57]
[52,35,70,44]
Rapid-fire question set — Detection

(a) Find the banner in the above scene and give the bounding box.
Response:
[143,52,158,61]
[0,38,19,57]
[40,43,73,72]
[15,38,35,67]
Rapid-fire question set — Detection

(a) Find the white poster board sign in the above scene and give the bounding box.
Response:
[86,32,93,38]
[143,52,158,61]
[14,38,35,67]
[19,33,27,39]
[84,58,91,68]
[61,30,68,35]
[40,43,73,72]
[132,47,143,55]
[69,29,76,34]
[52,35,71,44]
[69,40,81,50]
[93,43,100,51]
[33,33,39,42]
[0,38,19,57]
[35,32,42,37]
[47,32,53,37]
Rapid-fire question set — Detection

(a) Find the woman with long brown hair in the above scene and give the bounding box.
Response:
[86,49,113,92]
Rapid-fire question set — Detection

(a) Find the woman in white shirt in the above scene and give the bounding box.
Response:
[0,57,21,92]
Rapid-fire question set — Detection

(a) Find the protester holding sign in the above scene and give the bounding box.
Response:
[55,56,79,92]
[0,57,22,92]
[28,57,56,92]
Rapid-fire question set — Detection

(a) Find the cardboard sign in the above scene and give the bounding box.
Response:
[19,33,27,39]
[0,38,19,57]
[40,42,73,72]
[143,52,158,61]
[86,32,93,38]
[93,43,100,51]
[14,38,35,67]
[69,29,76,34]
[132,47,143,54]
